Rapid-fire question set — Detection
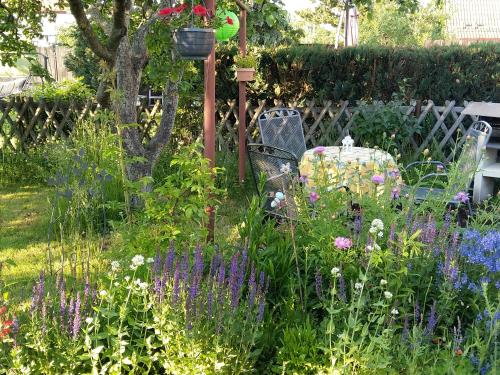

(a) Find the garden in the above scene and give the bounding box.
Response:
[1,0,500,374]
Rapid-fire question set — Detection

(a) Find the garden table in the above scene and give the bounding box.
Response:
[299,146,402,195]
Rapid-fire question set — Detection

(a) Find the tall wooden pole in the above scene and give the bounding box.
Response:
[238,9,247,183]
[344,1,350,47]
[204,0,216,241]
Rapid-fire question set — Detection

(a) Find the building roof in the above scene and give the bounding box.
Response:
[446,0,500,40]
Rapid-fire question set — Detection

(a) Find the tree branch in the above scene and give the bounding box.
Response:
[67,0,114,63]
[131,14,159,68]
[107,0,130,53]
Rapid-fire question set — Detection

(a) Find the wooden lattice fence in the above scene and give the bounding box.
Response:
[0,96,483,162]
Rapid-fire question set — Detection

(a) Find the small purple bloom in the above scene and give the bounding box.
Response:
[391,187,400,200]
[315,270,323,299]
[172,262,180,304]
[454,191,469,203]
[299,175,309,184]
[309,191,319,204]
[371,175,384,185]
[73,292,81,339]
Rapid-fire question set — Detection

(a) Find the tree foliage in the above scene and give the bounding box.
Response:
[0,0,53,66]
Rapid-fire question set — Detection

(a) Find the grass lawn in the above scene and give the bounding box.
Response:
[0,185,51,303]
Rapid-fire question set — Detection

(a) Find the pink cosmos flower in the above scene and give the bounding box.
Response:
[309,191,319,203]
[334,237,353,250]
[313,146,326,155]
[454,191,469,203]
[371,175,385,185]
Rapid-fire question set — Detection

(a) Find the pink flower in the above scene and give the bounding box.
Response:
[313,146,326,155]
[334,237,353,250]
[454,191,469,203]
[371,175,384,185]
[193,4,208,16]
[309,191,319,203]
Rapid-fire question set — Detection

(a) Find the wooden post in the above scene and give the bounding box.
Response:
[204,0,216,242]
[344,0,350,47]
[238,9,247,183]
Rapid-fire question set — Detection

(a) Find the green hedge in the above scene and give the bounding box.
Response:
[216,44,500,104]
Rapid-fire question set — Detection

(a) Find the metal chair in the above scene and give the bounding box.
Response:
[403,121,492,217]
[258,108,307,160]
[247,143,300,220]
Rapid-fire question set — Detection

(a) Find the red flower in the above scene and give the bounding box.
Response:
[0,306,6,315]
[0,328,11,338]
[193,4,207,16]
[226,16,234,25]
[174,3,188,13]
[158,7,175,16]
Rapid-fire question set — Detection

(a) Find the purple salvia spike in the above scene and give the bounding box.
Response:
[354,214,362,235]
[153,248,162,275]
[164,242,175,280]
[414,301,421,325]
[41,301,47,334]
[248,263,257,309]
[216,259,226,332]
[207,279,214,319]
[68,296,75,334]
[181,250,189,293]
[60,280,67,328]
[11,315,19,347]
[389,223,395,243]
[424,301,438,337]
[338,272,347,302]
[154,276,162,299]
[73,292,81,339]
[229,252,240,311]
[315,270,323,300]
[237,247,248,292]
[30,284,37,316]
[402,314,409,343]
[172,261,180,305]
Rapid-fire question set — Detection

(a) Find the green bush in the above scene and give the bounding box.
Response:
[216,44,500,104]
[24,78,95,103]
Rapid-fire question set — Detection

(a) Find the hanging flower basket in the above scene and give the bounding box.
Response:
[173,27,214,60]
[236,68,255,82]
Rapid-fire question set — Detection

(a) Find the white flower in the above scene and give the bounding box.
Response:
[374,244,381,251]
[111,261,120,272]
[331,267,341,277]
[384,291,393,299]
[355,282,363,290]
[146,257,154,264]
[366,245,373,251]
[139,282,148,290]
[85,317,93,324]
[380,279,387,286]
[391,308,399,315]
[99,290,107,297]
[369,227,377,234]
[134,278,142,286]
[378,231,383,238]
[370,219,384,231]
[280,162,291,174]
[113,282,119,287]
[130,255,145,270]
[124,276,131,282]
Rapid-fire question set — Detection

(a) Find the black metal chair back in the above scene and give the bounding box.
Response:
[258,108,307,160]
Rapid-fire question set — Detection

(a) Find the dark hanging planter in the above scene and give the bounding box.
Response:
[173,27,215,60]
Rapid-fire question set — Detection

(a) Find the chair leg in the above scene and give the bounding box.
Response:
[473,173,495,202]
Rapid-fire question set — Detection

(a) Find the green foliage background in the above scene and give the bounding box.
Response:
[215,44,500,104]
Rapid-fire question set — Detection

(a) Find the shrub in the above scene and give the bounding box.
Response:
[23,78,95,103]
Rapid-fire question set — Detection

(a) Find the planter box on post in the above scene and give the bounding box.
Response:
[173,27,215,60]
[236,68,255,82]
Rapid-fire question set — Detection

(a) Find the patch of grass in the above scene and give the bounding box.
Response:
[0,185,51,302]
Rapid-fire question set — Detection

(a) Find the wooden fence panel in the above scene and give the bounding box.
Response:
[0,96,480,163]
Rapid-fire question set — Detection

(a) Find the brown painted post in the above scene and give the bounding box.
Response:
[238,9,247,182]
[204,0,216,241]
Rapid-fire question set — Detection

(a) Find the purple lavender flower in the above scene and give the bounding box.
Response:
[181,251,189,293]
[172,262,180,304]
[11,315,19,347]
[257,297,265,322]
[248,263,257,309]
[354,215,362,235]
[68,296,75,330]
[73,292,81,339]
[229,252,240,311]
[60,281,67,329]
[206,281,214,319]
[414,302,421,325]
[338,272,346,302]
[153,248,162,275]
[424,301,438,337]
[315,270,323,299]
[164,242,176,280]
[237,248,248,292]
